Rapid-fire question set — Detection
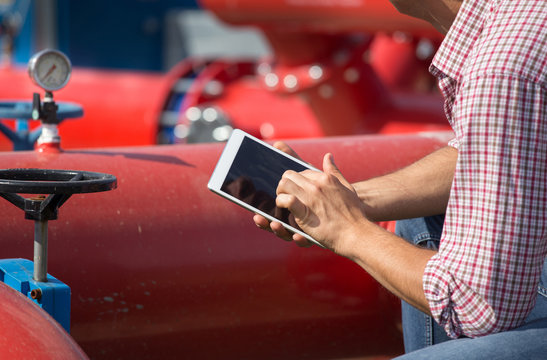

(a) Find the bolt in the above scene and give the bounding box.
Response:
[308,65,323,80]
[283,74,298,90]
[264,73,279,87]
[30,288,42,301]
[185,107,202,122]
[202,108,218,122]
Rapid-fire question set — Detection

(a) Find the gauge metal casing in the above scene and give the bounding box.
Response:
[28,49,72,91]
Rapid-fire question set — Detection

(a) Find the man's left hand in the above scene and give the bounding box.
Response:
[276,153,368,254]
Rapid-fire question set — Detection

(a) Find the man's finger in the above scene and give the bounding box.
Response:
[323,153,352,188]
[270,221,295,241]
[253,214,271,230]
[273,141,301,159]
[276,193,308,219]
[292,233,313,247]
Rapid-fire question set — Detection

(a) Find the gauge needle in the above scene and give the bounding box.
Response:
[41,64,57,81]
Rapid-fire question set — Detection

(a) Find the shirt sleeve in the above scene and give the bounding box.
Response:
[447,137,460,150]
[423,74,547,338]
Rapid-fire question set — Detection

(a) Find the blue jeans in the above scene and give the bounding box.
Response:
[394,215,547,359]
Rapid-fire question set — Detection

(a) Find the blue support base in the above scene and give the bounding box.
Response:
[0,258,71,332]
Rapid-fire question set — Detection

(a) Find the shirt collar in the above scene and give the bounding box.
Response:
[431,0,492,80]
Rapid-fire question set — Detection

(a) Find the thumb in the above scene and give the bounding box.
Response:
[323,153,351,188]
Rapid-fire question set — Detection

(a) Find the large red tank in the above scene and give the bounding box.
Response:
[0,65,169,151]
[0,131,452,359]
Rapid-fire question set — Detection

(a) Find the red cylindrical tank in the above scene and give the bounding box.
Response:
[0,282,88,359]
[0,132,452,359]
[0,65,169,151]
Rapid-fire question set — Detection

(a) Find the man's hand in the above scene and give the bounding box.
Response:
[253,141,313,246]
[275,153,367,253]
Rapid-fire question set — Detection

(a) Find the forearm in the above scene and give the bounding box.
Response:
[275,152,447,313]
[339,219,436,314]
[354,146,458,222]
[342,147,459,313]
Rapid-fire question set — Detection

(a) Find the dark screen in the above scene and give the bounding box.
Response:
[221,137,308,226]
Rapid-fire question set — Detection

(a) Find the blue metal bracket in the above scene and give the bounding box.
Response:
[0,258,71,332]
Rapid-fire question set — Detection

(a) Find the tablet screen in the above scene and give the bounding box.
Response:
[220,136,308,226]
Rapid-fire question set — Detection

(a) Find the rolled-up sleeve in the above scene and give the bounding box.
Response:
[423,74,547,338]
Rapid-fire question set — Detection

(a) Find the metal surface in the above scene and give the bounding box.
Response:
[156,0,449,144]
[0,100,83,150]
[201,0,439,35]
[0,2,455,358]
[0,66,169,151]
[0,168,116,282]
[0,258,72,332]
[0,168,116,329]
[0,4,447,151]
[0,281,86,359]
[0,101,82,119]
[162,55,448,144]
[0,132,451,359]
[34,220,48,281]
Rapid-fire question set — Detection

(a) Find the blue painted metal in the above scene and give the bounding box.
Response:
[0,101,83,119]
[0,100,83,150]
[5,0,200,70]
[62,0,199,71]
[1,0,34,65]
[0,258,71,332]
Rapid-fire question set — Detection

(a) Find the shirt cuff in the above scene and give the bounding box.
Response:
[423,253,498,338]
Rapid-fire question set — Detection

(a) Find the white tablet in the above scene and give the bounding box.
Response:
[208,129,322,247]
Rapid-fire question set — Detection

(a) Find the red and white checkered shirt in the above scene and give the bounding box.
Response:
[423,0,547,338]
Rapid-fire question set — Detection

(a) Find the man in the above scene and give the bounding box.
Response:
[254,0,547,358]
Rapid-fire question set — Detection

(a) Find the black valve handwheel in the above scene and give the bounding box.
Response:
[0,169,117,194]
[0,169,116,282]
[0,169,117,221]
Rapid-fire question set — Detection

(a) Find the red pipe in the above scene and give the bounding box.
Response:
[196,0,446,137]
[0,132,452,359]
[0,66,169,151]
[200,0,438,36]
[0,282,88,359]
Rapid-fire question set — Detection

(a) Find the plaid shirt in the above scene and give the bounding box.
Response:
[423,0,547,338]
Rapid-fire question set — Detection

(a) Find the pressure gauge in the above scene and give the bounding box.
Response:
[28,49,72,91]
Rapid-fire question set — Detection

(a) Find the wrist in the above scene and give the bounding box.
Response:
[354,177,405,222]
[333,216,375,259]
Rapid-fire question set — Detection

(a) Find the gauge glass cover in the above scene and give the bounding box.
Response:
[28,50,72,91]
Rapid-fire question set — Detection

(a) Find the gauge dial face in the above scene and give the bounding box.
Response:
[28,49,72,91]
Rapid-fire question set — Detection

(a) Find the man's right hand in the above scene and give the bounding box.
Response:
[252,141,314,247]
